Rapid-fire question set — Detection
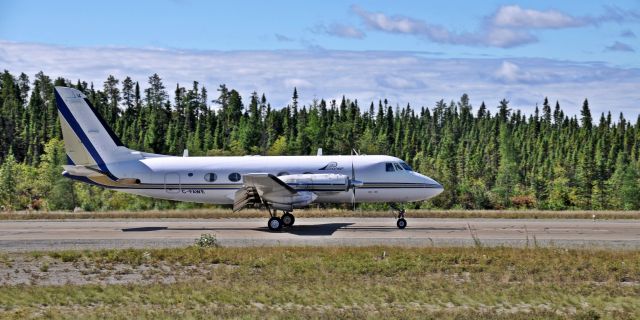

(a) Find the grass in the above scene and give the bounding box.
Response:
[0,246,638,319]
[1,208,639,220]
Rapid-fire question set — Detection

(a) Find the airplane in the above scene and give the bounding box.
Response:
[54,86,444,231]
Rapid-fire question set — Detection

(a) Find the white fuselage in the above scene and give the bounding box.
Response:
[53,86,443,210]
[94,154,443,205]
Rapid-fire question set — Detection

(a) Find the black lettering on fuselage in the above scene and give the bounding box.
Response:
[181,189,205,194]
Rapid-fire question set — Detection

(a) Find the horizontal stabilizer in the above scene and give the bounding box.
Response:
[62,165,106,177]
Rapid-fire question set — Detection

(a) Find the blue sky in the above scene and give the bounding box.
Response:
[1,0,639,118]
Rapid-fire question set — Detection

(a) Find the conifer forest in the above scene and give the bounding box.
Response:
[0,71,639,211]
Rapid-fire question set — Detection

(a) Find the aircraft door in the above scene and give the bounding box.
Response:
[164,173,180,194]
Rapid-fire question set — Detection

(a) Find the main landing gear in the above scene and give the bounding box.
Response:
[390,203,407,229]
[266,206,295,231]
[281,212,295,227]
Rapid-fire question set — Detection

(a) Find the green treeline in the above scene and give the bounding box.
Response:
[0,70,639,211]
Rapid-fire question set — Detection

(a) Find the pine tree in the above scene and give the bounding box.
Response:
[103,75,120,126]
[0,151,17,209]
[580,99,592,131]
[575,142,594,209]
[492,124,519,207]
[591,139,608,209]
[547,165,571,210]
[39,139,75,210]
[620,163,640,209]
[143,74,168,152]
[2,70,640,211]
[606,153,627,210]
[542,97,551,125]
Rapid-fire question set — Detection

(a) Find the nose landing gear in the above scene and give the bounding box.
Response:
[396,217,407,229]
[390,203,407,229]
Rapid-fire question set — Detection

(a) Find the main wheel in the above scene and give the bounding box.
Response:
[281,212,295,227]
[268,217,283,231]
[397,218,407,229]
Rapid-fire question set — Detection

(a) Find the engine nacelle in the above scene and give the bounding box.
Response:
[278,173,351,192]
[265,191,318,211]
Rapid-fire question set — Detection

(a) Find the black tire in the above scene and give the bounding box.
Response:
[397,218,407,229]
[281,213,295,227]
[268,217,283,231]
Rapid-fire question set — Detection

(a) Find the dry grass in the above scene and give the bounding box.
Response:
[0,246,638,319]
[1,208,639,220]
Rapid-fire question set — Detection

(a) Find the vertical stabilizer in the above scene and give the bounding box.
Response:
[54,86,141,174]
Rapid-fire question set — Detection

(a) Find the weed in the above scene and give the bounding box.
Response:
[195,233,219,248]
[467,223,482,247]
[48,251,82,263]
[1,246,637,319]
[29,252,43,260]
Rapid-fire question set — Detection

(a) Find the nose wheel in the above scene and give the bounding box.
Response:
[397,217,407,229]
[390,203,407,229]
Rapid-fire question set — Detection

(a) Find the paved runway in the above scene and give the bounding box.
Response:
[0,218,638,251]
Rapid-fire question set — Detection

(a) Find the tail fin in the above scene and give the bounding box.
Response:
[54,86,140,175]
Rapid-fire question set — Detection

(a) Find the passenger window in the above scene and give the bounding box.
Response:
[385,163,395,172]
[204,173,217,182]
[228,172,241,182]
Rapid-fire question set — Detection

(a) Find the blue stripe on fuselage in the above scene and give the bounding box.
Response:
[62,172,106,187]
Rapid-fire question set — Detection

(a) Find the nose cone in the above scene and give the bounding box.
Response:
[432,179,444,196]
[415,173,444,200]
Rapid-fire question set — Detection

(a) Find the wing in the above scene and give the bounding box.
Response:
[233,173,297,212]
[244,173,297,197]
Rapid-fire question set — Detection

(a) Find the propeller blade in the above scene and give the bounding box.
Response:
[351,159,355,180]
[351,188,356,211]
[351,159,356,211]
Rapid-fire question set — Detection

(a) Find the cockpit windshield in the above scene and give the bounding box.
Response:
[385,162,413,172]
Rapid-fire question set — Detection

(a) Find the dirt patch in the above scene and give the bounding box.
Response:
[0,253,228,286]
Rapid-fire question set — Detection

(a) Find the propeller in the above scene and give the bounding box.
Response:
[349,157,363,210]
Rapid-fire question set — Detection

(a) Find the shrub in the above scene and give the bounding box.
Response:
[195,234,219,248]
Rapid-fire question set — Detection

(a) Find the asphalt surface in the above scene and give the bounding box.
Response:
[0,218,638,251]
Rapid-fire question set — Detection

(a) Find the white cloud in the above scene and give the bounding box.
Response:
[484,28,537,48]
[1,40,638,120]
[494,61,522,83]
[351,5,640,49]
[352,6,422,34]
[491,5,584,28]
[283,78,312,88]
[376,75,426,90]
[351,5,539,48]
[322,24,366,39]
[351,5,472,45]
